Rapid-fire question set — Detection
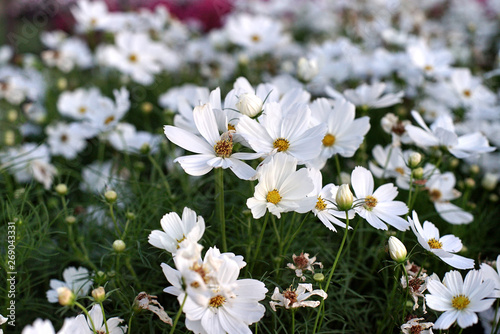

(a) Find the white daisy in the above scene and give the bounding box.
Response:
[408,211,474,269]
[269,283,327,311]
[351,166,409,231]
[426,270,495,329]
[72,304,127,334]
[46,122,90,159]
[46,267,93,303]
[164,103,260,180]
[307,97,370,169]
[326,82,404,110]
[246,153,316,219]
[148,207,205,255]
[480,255,500,298]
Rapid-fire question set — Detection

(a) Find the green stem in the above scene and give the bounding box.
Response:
[128,312,135,334]
[75,302,97,334]
[250,213,269,272]
[108,204,121,237]
[401,264,410,323]
[283,213,309,256]
[148,154,172,197]
[334,155,342,184]
[324,211,350,294]
[291,309,296,334]
[215,168,227,253]
[98,301,110,334]
[170,293,188,334]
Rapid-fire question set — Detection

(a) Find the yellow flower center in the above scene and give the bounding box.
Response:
[395,167,405,175]
[424,65,433,72]
[209,295,226,308]
[104,116,115,125]
[266,189,282,204]
[283,288,298,304]
[78,106,87,114]
[214,139,233,158]
[316,196,327,211]
[427,238,442,249]
[451,295,470,310]
[429,189,442,202]
[322,134,336,147]
[363,195,377,210]
[251,34,261,42]
[176,235,186,249]
[128,53,138,63]
[273,138,290,152]
[463,89,471,98]
[228,123,235,131]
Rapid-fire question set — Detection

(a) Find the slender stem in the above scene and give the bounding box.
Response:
[215,168,227,253]
[75,302,97,334]
[401,264,410,323]
[324,211,350,294]
[148,154,172,197]
[291,309,296,334]
[334,155,342,184]
[98,301,110,334]
[108,204,121,237]
[283,213,309,256]
[250,213,269,272]
[170,293,188,334]
[128,312,135,334]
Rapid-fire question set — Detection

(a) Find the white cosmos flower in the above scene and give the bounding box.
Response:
[307,168,354,232]
[480,255,500,298]
[426,170,473,224]
[426,270,495,329]
[46,122,90,159]
[307,97,370,169]
[162,246,266,334]
[351,166,409,231]
[247,153,316,219]
[164,103,260,180]
[72,304,127,334]
[326,82,404,109]
[269,283,327,311]
[71,0,111,32]
[408,211,474,269]
[236,101,326,164]
[106,122,162,154]
[405,110,495,159]
[148,207,205,255]
[46,267,93,303]
[21,319,57,334]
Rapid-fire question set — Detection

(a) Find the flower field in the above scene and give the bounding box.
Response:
[1,0,500,333]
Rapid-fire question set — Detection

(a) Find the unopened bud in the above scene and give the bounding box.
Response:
[236,93,263,117]
[55,183,68,196]
[470,164,480,175]
[408,152,422,168]
[57,78,68,90]
[489,194,499,202]
[450,159,459,169]
[65,215,76,224]
[92,286,106,302]
[388,236,407,263]
[297,57,319,82]
[126,211,136,220]
[465,178,475,188]
[57,287,75,306]
[113,239,126,252]
[313,273,325,282]
[7,110,18,122]
[104,190,117,203]
[413,167,424,180]
[481,173,498,191]
[336,184,354,211]
[141,102,154,114]
[5,130,15,146]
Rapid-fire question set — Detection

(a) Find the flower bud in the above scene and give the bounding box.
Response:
[465,178,475,188]
[113,239,126,252]
[408,152,422,168]
[104,190,117,204]
[7,110,18,122]
[489,194,499,203]
[92,286,106,303]
[57,78,68,90]
[140,143,150,154]
[141,102,154,114]
[236,93,263,117]
[388,236,407,263]
[481,173,498,191]
[4,130,15,146]
[57,287,75,306]
[313,273,325,282]
[297,57,319,82]
[469,164,480,175]
[126,211,136,220]
[413,167,424,180]
[65,215,76,224]
[55,183,68,196]
[336,184,354,211]
[450,158,459,169]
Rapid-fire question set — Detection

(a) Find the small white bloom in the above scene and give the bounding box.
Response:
[287,252,323,281]
[270,283,327,311]
[409,211,474,269]
[401,317,434,334]
[327,82,404,109]
[46,267,93,303]
[480,255,500,298]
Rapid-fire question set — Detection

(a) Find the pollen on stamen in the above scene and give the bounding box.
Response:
[228,123,236,131]
[273,138,290,152]
[214,139,233,158]
[78,106,87,114]
[128,53,138,63]
[283,288,298,304]
[363,195,378,210]
[429,189,441,202]
[427,238,442,249]
[176,235,186,249]
[462,89,471,98]
[395,167,405,175]
[322,134,336,147]
[104,116,115,125]
[316,196,327,211]
[209,295,226,308]
[451,295,470,310]
[251,34,261,43]
[266,189,282,204]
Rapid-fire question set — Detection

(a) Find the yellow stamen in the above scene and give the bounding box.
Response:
[316,196,327,211]
[129,53,138,63]
[104,116,115,125]
[395,167,405,175]
[451,295,470,310]
[364,195,377,210]
[273,138,290,152]
[78,106,87,114]
[322,134,336,147]
[266,189,282,204]
[214,139,233,158]
[463,89,471,98]
[209,295,226,308]
[427,238,442,249]
[251,34,261,42]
